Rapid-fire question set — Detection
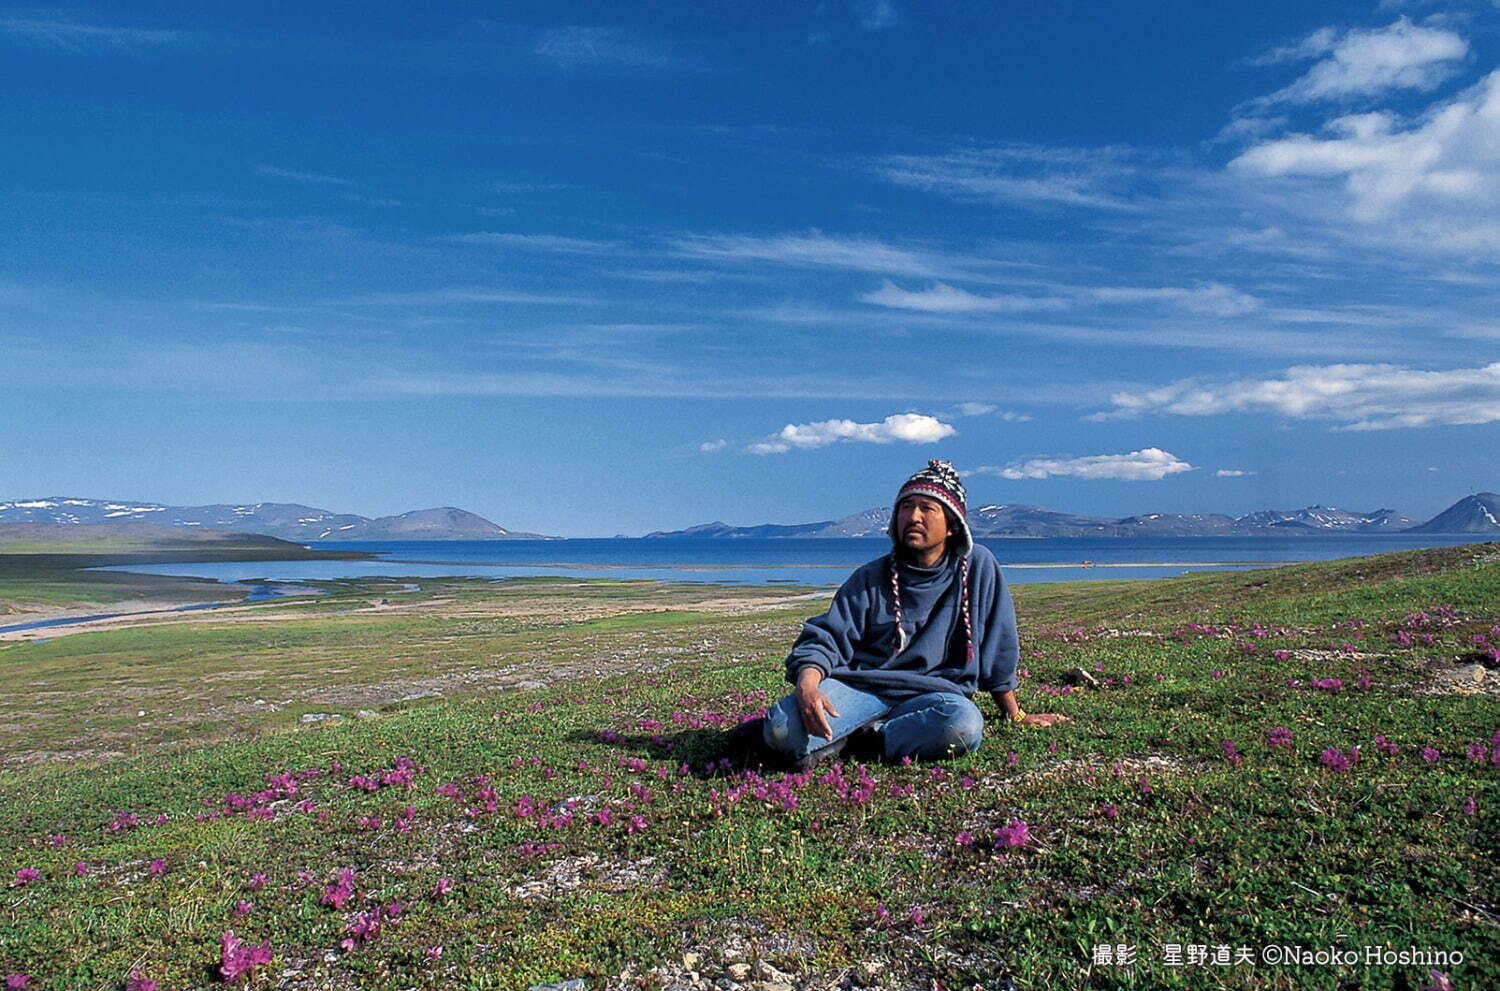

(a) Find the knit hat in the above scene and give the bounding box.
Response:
[886,458,973,559]
[885,459,976,663]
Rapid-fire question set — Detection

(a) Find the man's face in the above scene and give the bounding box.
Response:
[895,494,950,557]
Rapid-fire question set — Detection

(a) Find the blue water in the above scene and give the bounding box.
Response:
[86,534,1497,589]
[0,584,322,635]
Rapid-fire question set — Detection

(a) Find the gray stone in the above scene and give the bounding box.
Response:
[298,713,341,724]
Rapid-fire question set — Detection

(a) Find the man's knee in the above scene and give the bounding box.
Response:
[763,697,799,754]
[932,695,984,755]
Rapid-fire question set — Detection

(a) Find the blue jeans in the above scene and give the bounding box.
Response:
[763,678,985,762]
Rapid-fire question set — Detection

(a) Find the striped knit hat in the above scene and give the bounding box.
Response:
[886,458,973,558]
[886,459,975,663]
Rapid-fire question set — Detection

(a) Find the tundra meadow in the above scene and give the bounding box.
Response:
[1,543,1497,990]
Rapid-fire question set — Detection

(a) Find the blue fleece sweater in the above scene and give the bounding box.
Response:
[785,543,1019,698]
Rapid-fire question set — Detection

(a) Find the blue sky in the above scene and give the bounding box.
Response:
[3,1,1498,536]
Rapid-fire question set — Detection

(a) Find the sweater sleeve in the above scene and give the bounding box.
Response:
[974,553,1020,694]
[783,566,876,684]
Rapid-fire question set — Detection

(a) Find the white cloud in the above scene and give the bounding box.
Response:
[254,164,356,187]
[955,402,995,416]
[976,448,1195,482]
[853,0,899,31]
[1252,18,1468,105]
[859,279,1069,313]
[1215,469,1257,477]
[869,145,1142,209]
[1090,283,1261,317]
[1231,68,1500,249]
[1101,361,1500,430]
[699,439,727,453]
[443,232,612,253]
[0,13,184,51]
[534,26,682,72]
[747,413,956,454]
[671,232,948,278]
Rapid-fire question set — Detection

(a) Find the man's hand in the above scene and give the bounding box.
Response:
[990,689,1072,728]
[795,667,839,741]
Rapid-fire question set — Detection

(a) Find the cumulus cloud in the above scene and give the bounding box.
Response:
[859,279,1069,313]
[975,448,1195,482]
[1251,18,1469,105]
[1100,361,1500,430]
[1090,283,1261,317]
[747,413,956,454]
[1230,63,1500,250]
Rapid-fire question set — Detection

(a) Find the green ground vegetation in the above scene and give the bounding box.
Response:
[1,543,1496,989]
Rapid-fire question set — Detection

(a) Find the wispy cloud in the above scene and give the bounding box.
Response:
[868,145,1146,210]
[340,287,579,306]
[254,164,356,187]
[747,412,956,454]
[1216,469,1257,477]
[1248,17,1468,105]
[670,232,952,278]
[442,232,614,253]
[699,439,727,453]
[853,0,899,31]
[1099,361,1500,430]
[858,279,1069,313]
[0,11,185,51]
[534,25,688,72]
[975,448,1195,481]
[1090,283,1261,317]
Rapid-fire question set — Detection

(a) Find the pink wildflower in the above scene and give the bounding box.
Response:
[13,867,40,886]
[1007,751,1019,767]
[874,904,891,926]
[1220,740,1243,765]
[993,819,1031,847]
[6,976,30,990]
[1102,804,1118,820]
[148,858,166,876]
[46,834,66,847]
[73,861,89,876]
[1420,747,1440,762]
[909,906,926,925]
[1271,649,1291,661]
[426,945,444,961]
[1374,734,1399,756]
[431,876,454,898]
[234,899,254,918]
[126,972,159,991]
[1462,795,1477,815]
[1312,677,1342,691]
[1211,669,1223,680]
[1424,971,1454,991]
[1137,777,1152,795]
[1267,726,1293,749]
[955,830,975,848]
[1319,748,1353,772]
[219,929,273,982]
[246,872,267,891]
[626,815,648,834]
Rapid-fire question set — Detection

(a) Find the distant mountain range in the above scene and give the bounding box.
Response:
[0,498,554,541]
[2,493,1496,541]
[644,492,1500,539]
